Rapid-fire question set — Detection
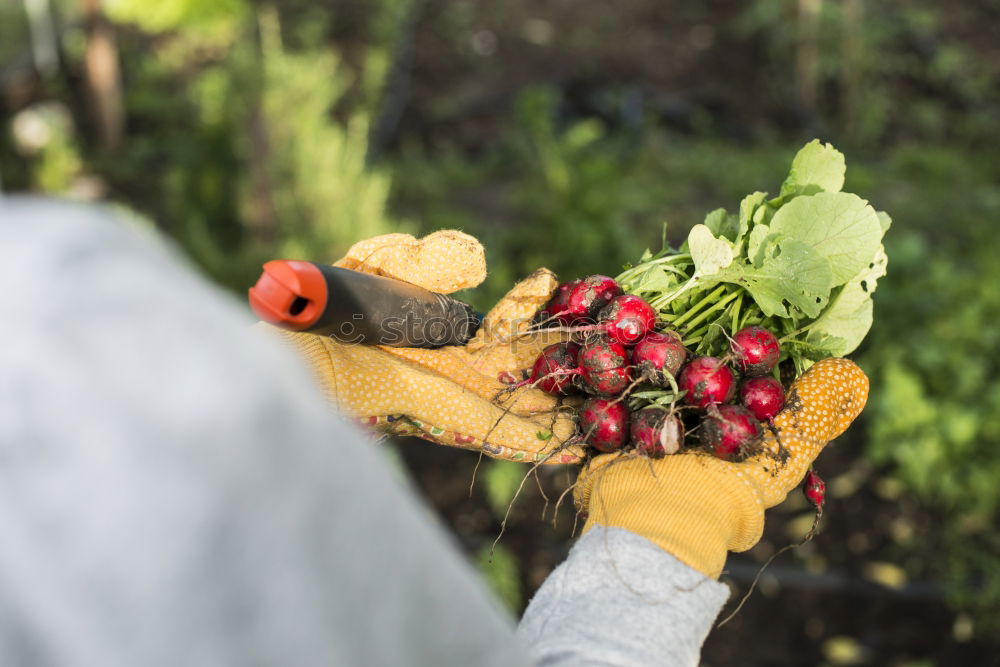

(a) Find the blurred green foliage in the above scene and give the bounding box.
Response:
[0,3,30,67]
[483,460,527,520]
[736,0,1000,146]
[105,0,247,33]
[17,0,405,291]
[8,103,82,192]
[391,94,796,309]
[476,543,522,614]
[254,7,406,260]
[859,148,1000,627]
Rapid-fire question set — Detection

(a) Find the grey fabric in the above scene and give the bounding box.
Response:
[0,196,730,667]
[0,197,528,667]
[518,527,730,666]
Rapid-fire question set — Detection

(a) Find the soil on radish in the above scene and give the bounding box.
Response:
[578,336,632,396]
[565,275,622,322]
[598,294,657,345]
[679,356,737,408]
[701,404,764,461]
[731,325,781,377]
[529,342,581,395]
[631,331,687,386]
[579,397,630,452]
[740,375,786,421]
[630,407,684,458]
[542,279,580,324]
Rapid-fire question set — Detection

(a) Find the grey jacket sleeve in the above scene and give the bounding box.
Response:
[517,527,731,666]
[0,197,530,667]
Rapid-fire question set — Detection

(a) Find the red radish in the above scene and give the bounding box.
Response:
[579,398,630,452]
[529,342,581,394]
[630,408,684,458]
[739,376,785,421]
[678,356,736,408]
[702,404,763,460]
[542,279,581,324]
[631,331,687,386]
[564,275,622,322]
[578,336,632,396]
[731,326,781,377]
[599,294,657,345]
[803,469,826,512]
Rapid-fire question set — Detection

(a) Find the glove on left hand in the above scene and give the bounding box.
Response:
[265,231,585,464]
[573,358,869,578]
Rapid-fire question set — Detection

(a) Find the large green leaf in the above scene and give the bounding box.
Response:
[746,223,774,267]
[877,210,893,234]
[716,237,833,318]
[688,224,734,275]
[703,207,740,242]
[770,191,883,285]
[738,191,768,241]
[805,245,888,355]
[628,263,683,295]
[779,139,846,199]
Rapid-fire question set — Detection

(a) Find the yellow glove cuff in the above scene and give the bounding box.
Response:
[580,455,763,579]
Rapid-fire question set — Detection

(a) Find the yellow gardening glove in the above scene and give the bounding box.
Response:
[575,358,869,579]
[265,231,586,464]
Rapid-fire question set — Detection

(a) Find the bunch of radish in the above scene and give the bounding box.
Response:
[525,275,788,461]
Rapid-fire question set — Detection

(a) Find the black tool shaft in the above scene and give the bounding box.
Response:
[307,265,481,347]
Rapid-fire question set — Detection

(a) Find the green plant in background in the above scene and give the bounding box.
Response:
[255,6,406,262]
[392,89,728,308]
[829,143,1000,631]
[9,103,83,193]
[0,2,29,66]
[860,175,1000,629]
[478,460,528,612]
[483,460,528,520]
[476,543,522,614]
[736,0,1000,146]
[105,0,247,33]
[91,1,404,290]
[504,88,650,283]
[395,86,657,307]
[391,114,803,309]
[3,0,409,288]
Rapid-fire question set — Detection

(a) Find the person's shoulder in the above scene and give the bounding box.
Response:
[2,195,159,251]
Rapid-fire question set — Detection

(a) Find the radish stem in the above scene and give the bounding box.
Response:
[680,289,740,332]
[670,285,728,328]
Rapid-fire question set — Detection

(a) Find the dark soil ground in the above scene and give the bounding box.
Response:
[394,429,1000,666]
